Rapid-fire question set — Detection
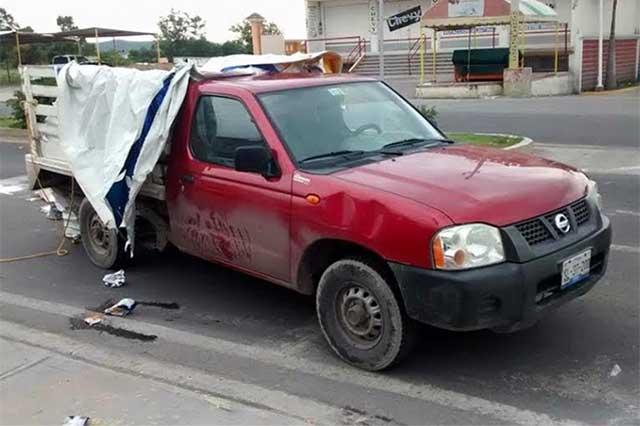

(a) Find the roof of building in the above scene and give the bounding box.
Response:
[55,27,155,38]
[0,31,74,44]
[423,0,558,30]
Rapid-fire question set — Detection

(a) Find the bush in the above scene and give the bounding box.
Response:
[418,105,438,122]
[6,90,26,129]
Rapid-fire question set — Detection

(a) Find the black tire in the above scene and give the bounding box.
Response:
[79,198,128,269]
[316,258,415,371]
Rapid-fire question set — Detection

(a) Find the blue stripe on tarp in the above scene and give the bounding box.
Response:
[105,72,174,228]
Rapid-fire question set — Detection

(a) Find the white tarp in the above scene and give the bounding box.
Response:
[56,62,192,250]
[197,51,343,75]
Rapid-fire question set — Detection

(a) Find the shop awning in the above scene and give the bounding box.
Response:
[422,0,557,30]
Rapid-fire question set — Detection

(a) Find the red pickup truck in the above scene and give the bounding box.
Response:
[25,70,611,371]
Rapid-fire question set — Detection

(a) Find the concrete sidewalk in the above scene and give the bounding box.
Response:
[0,338,299,425]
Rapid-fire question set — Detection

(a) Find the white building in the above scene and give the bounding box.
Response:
[304,0,640,91]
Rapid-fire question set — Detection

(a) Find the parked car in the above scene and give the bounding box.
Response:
[23,68,611,371]
[51,55,89,65]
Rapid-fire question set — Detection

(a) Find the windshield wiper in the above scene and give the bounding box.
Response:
[381,138,453,151]
[299,150,366,164]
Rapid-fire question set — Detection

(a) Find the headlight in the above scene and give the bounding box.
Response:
[587,179,602,210]
[432,224,505,270]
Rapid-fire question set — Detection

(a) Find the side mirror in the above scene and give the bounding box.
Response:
[235,145,280,178]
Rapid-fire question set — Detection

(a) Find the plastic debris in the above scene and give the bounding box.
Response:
[610,364,622,377]
[41,202,63,220]
[62,416,89,426]
[103,270,126,288]
[104,298,137,317]
[83,314,103,326]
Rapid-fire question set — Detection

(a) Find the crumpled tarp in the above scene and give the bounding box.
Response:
[197,51,343,76]
[56,62,192,251]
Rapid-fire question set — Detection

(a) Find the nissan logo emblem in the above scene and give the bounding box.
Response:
[554,213,571,234]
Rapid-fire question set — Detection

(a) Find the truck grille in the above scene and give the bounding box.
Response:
[515,199,591,246]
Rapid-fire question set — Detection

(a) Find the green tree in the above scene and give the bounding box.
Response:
[0,7,18,30]
[229,18,281,54]
[158,9,206,60]
[56,15,78,32]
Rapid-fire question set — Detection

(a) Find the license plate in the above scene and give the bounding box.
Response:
[561,249,591,289]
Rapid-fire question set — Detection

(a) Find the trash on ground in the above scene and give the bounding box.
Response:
[83,314,103,326]
[610,364,622,377]
[62,416,89,426]
[62,211,81,241]
[104,298,137,317]
[41,202,63,220]
[103,270,126,288]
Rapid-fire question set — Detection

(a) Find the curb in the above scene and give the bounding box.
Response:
[581,85,639,96]
[461,132,533,151]
[0,127,27,142]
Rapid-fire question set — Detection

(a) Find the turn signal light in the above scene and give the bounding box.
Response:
[432,236,445,268]
[305,194,321,205]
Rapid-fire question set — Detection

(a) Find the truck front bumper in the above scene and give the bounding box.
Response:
[389,216,611,332]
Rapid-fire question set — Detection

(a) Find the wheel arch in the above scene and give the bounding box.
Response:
[296,238,399,297]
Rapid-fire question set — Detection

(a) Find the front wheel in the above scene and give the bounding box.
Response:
[79,198,128,269]
[316,258,415,371]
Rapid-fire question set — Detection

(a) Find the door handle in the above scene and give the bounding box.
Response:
[180,174,195,184]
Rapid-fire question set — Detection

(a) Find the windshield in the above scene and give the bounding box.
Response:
[258,82,445,168]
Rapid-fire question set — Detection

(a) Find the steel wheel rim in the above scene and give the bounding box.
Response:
[336,284,383,349]
[87,212,112,257]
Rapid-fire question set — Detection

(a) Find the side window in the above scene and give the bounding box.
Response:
[190,96,264,167]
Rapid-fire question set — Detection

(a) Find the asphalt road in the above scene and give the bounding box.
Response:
[412,88,640,148]
[1,92,639,424]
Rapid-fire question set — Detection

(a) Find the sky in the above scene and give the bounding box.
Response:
[3,0,307,42]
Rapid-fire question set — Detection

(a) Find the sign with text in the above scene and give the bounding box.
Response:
[448,0,484,17]
[386,6,422,32]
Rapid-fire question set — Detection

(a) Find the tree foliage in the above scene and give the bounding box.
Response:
[158,9,207,60]
[229,19,281,53]
[56,16,78,32]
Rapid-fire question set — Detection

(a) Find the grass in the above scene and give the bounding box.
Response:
[0,117,22,129]
[447,132,523,148]
[0,68,20,87]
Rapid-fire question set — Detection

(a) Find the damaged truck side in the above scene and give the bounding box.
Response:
[24,66,611,371]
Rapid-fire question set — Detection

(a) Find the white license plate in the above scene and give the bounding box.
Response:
[561,249,591,289]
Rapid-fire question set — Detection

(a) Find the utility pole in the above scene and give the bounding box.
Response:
[596,0,604,90]
[378,0,384,80]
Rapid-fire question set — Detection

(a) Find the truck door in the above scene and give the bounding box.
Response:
[168,94,291,283]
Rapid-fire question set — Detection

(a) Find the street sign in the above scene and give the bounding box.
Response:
[386,6,422,32]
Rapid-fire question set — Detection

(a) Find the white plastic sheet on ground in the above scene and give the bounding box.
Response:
[56,62,192,251]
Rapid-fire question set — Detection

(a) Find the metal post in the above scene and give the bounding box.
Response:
[377,0,384,80]
[94,28,101,65]
[554,22,560,74]
[14,31,22,66]
[432,30,437,83]
[419,26,425,85]
[508,0,520,69]
[76,38,82,55]
[596,0,604,90]
[467,28,472,81]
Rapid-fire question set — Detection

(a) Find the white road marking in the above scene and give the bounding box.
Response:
[611,244,640,254]
[0,290,585,426]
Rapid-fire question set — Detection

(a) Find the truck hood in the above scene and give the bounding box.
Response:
[334,145,589,226]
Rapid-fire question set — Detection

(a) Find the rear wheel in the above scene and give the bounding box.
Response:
[79,198,128,269]
[316,258,415,371]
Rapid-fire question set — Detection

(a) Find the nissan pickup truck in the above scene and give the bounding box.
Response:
[23,66,611,371]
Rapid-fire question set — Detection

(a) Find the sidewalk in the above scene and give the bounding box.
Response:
[0,338,298,425]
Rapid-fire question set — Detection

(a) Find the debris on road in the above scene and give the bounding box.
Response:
[83,314,103,326]
[62,415,89,426]
[104,298,137,317]
[103,270,126,288]
[610,364,622,377]
[41,203,62,220]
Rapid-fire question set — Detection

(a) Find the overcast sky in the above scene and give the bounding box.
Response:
[3,0,307,42]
